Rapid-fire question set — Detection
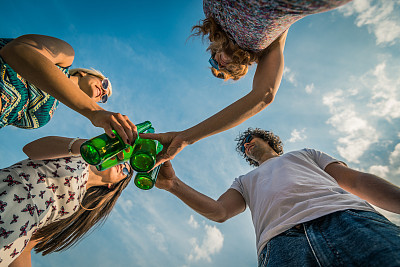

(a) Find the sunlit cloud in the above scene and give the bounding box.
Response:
[147,224,168,253]
[305,83,314,94]
[188,224,224,263]
[368,165,390,177]
[323,89,379,163]
[389,143,400,173]
[188,215,199,229]
[322,56,400,164]
[283,67,297,86]
[118,199,133,214]
[367,62,400,120]
[339,0,400,45]
[287,128,307,143]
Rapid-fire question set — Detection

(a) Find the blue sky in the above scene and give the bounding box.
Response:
[1,0,400,266]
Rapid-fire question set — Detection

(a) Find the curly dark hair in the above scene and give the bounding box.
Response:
[235,128,283,167]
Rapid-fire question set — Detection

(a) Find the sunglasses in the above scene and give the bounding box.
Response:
[241,135,253,153]
[208,56,219,70]
[121,163,131,177]
[99,78,110,104]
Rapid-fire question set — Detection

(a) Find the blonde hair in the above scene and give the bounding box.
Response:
[69,68,113,96]
[191,17,259,81]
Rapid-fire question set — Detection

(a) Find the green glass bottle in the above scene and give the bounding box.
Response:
[95,147,134,171]
[80,121,152,166]
[134,164,162,190]
[94,121,153,170]
[134,139,163,190]
[129,127,162,172]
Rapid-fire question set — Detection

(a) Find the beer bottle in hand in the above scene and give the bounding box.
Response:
[81,121,152,165]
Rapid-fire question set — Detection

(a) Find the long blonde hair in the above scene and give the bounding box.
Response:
[32,171,132,255]
[69,68,113,96]
[191,17,259,80]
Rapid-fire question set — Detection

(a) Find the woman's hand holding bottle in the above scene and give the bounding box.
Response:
[88,109,138,146]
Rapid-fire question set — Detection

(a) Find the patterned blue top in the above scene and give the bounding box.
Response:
[0,38,70,129]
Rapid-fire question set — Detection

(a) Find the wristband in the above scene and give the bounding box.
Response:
[68,138,80,155]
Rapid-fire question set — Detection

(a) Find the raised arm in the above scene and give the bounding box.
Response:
[325,162,400,214]
[23,136,86,160]
[156,161,246,222]
[0,34,136,144]
[142,30,288,166]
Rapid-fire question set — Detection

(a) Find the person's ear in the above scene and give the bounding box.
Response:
[107,183,113,189]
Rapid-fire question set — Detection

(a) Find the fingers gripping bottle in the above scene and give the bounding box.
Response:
[134,138,163,190]
[129,127,162,172]
[80,121,152,166]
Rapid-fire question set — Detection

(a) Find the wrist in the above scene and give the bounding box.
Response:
[177,130,195,146]
[167,176,182,194]
[80,105,104,121]
[70,138,87,155]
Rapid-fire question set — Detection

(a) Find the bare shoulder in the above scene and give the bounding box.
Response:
[3,34,75,67]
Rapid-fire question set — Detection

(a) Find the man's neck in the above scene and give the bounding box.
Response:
[258,151,279,165]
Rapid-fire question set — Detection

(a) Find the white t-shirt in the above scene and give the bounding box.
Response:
[230,148,377,256]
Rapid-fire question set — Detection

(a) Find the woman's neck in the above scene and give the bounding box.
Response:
[86,166,106,189]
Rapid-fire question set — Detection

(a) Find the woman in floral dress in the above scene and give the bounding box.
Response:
[0,136,133,266]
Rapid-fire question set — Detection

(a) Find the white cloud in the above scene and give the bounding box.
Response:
[305,83,314,94]
[283,67,297,86]
[188,215,199,229]
[339,0,400,45]
[322,58,400,164]
[287,128,307,143]
[118,198,133,214]
[188,224,224,262]
[368,165,389,177]
[368,62,400,120]
[146,224,168,253]
[323,90,379,163]
[389,143,400,173]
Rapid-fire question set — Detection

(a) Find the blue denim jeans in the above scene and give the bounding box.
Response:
[258,209,400,267]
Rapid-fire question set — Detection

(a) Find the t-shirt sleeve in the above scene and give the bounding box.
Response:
[230,175,245,195]
[303,148,346,170]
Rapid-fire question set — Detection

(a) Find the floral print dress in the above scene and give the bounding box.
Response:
[0,156,89,266]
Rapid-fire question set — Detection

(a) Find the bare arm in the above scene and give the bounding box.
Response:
[0,35,103,120]
[156,161,246,222]
[9,239,38,267]
[23,136,87,160]
[142,30,288,166]
[183,32,287,142]
[0,34,136,144]
[325,162,400,214]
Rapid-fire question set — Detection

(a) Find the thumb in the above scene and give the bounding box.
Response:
[154,150,174,168]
